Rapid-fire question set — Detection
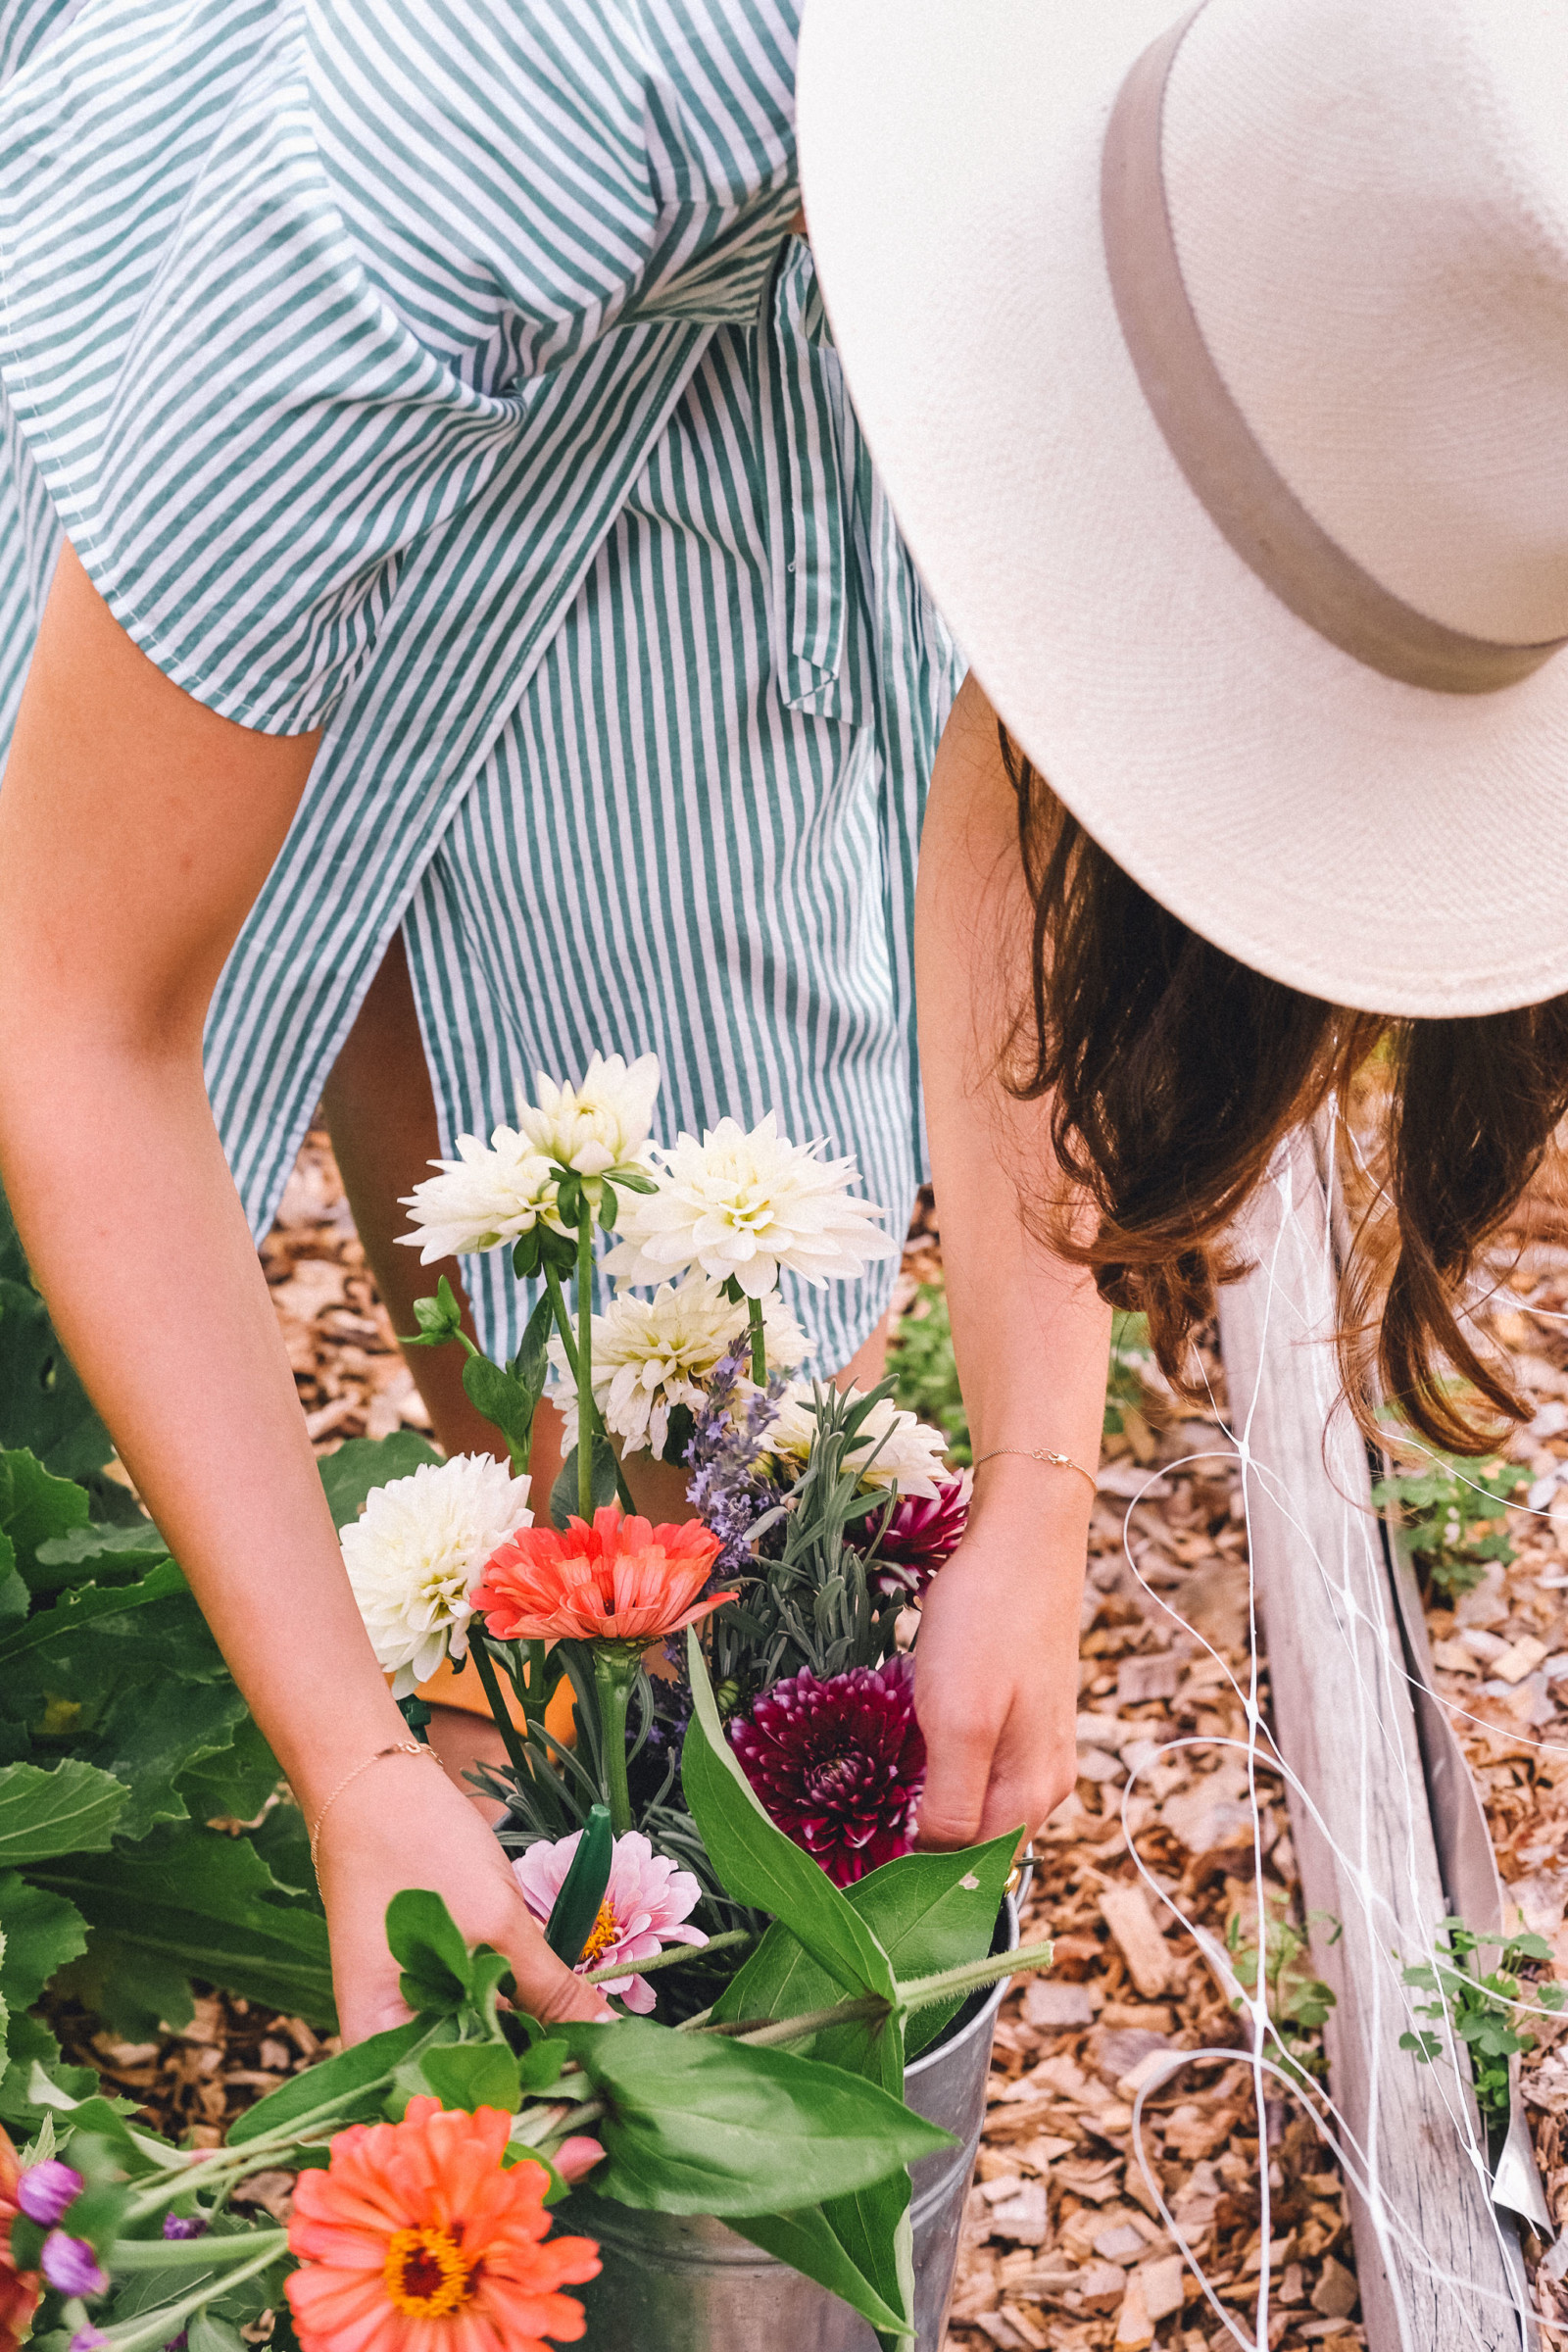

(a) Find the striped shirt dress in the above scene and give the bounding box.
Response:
[0,0,963,1372]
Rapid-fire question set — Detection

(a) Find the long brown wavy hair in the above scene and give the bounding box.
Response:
[1003,730,1568,1454]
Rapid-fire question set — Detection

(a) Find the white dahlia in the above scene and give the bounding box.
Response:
[396,1127,560,1263]
[341,1453,533,1695]
[551,1274,808,1460]
[516,1052,662,1180]
[603,1112,896,1298]
[768,1384,948,1500]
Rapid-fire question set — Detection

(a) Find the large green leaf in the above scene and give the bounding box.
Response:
[86,1680,251,1838]
[29,1519,169,1595]
[0,2005,98,2127]
[0,1871,87,2006]
[1,1447,91,1585]
[730,2206,911,2338]
[0,1759,127,1863]
[0,1283,114,1483]
[318,1434,441,1530]
[176,1715,281,1827]
[30,1826,334,2026]
[562,2018,950,2218]
[0,1559,189,1670]
[681,1631,897,2010]
[385,1887,473,2015]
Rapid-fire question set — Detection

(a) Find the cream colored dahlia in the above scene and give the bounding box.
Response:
[550,1274,807,1459]
[516,1052,661,1179]
[396,1127,560,1263]
[768,1384,948,1499]
[603,1112,896,1298]
[341,1454,533,1695]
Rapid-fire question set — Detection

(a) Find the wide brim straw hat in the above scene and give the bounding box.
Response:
[797,0,1568,1019]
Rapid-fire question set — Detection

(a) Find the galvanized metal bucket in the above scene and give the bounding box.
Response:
[560,1897,1016,2352]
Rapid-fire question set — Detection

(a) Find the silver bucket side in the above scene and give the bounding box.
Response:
[561,1896,1017,2352]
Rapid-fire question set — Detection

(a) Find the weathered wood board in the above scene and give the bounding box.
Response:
[1215,1128,1529,2349]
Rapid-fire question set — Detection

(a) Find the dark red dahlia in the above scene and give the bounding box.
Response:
[729,1655,927,1886]
[853,1475,970,1599]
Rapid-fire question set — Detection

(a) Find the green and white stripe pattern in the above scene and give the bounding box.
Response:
[0,0,959,1370]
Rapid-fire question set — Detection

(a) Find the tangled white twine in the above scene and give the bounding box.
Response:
[1090,1136,1543,2348]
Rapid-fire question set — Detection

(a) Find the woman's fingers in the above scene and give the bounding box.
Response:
[505,1919,616,2026]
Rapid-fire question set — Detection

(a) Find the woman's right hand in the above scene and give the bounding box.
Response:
[314,1751,612,2044]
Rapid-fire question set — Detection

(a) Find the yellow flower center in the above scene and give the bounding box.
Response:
[577,1897,622,1969]
[382,2225,475,2319]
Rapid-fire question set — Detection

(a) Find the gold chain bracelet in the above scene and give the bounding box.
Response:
[309,1740,442,1869]
[970,1445,1098,1497]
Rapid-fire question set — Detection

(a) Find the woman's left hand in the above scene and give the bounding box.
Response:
[910,1485,1086,1851]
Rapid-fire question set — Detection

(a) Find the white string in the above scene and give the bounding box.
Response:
[1090,1137,1543,2346]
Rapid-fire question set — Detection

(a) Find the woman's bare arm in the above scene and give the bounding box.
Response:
[0,545,604,2035]
[912,672,1110,1848]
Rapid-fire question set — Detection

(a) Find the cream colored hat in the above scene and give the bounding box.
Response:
[797,0,1568,1017]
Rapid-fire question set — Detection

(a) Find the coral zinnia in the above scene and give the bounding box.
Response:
[286,2097,599,2352]
[729,1655,927,1886]
[853,1473,971,1599]
[473,1507,733,1647]
[0,2127,40,2352]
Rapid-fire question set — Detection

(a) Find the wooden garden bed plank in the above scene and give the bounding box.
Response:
[1216,1128,1526,2350]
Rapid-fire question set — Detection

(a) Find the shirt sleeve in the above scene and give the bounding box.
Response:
[0,0,799,732]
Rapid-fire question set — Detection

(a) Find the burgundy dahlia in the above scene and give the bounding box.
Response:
[729,1655,927,1886]
[854,1474,970,1599]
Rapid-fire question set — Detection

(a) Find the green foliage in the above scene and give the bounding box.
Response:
[1372,1449,1528,1599]
[544,1803,613,1965]
[1400,1918,1564,2134]
[888,1285,969,1462]
[1103,1310,1156,1440]
[316,1430,441,1529]
[1224,1903,1338,2084]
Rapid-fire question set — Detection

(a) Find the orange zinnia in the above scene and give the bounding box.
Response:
[473,1506,733,1645]
[0,2127,39,2352]
[285,2097,599,2352]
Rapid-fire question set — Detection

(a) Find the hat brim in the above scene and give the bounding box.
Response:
[798,0,1568,1018]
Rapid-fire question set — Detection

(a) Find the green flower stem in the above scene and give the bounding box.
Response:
[897,1937,1055,2016]
[468,1627,535,1785]
[109,2229,289,2274]
[577,1211,595,1523]
[748,1295,767,1386]
[97,2236,287,2352]
[582,1927,753,1986]
[544,1261,636,1517]
[736,1995,892,2049]
[525,1638,550,1733]
[593,1648,638,1837]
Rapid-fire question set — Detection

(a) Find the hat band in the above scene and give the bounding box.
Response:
[1100,9,1566,697]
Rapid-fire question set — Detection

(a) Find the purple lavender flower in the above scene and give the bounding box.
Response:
[162,2212,209,2240]
[684,1343,787,1572]
[40,2232,107,2299]
[16,2160,82,2227]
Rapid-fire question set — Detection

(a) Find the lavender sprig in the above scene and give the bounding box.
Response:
[684,1343,787,1574]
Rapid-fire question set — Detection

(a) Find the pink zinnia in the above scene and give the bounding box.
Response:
[856,1474,970,1599]
[473,1507,734,1646]
[514,1830,708,2013]
[729,1655,927,1886]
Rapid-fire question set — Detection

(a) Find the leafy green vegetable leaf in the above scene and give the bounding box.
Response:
[1,1448,91,1586]
[0,1872,87,2006]
[0,1759,127,1864]
[729,2205,912,2337]
[386,1888,472,2015]
[228,2017,437,2145]
[417,2042,521,2115]
[0,1558,189,1671]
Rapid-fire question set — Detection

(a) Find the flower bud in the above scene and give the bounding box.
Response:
[69,2328,108,2350]
[16,2161,83,2227]
[162,2213,208,2240]
[40,2231,107,2298]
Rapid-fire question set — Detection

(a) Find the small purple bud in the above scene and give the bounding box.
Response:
[40,2230,108,2298]
[162,2212,208,2240]
[69,2329,109,2351]
[16,2160,83,2227]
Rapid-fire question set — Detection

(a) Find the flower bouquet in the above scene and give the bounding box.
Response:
[4,1059,1051,2352]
